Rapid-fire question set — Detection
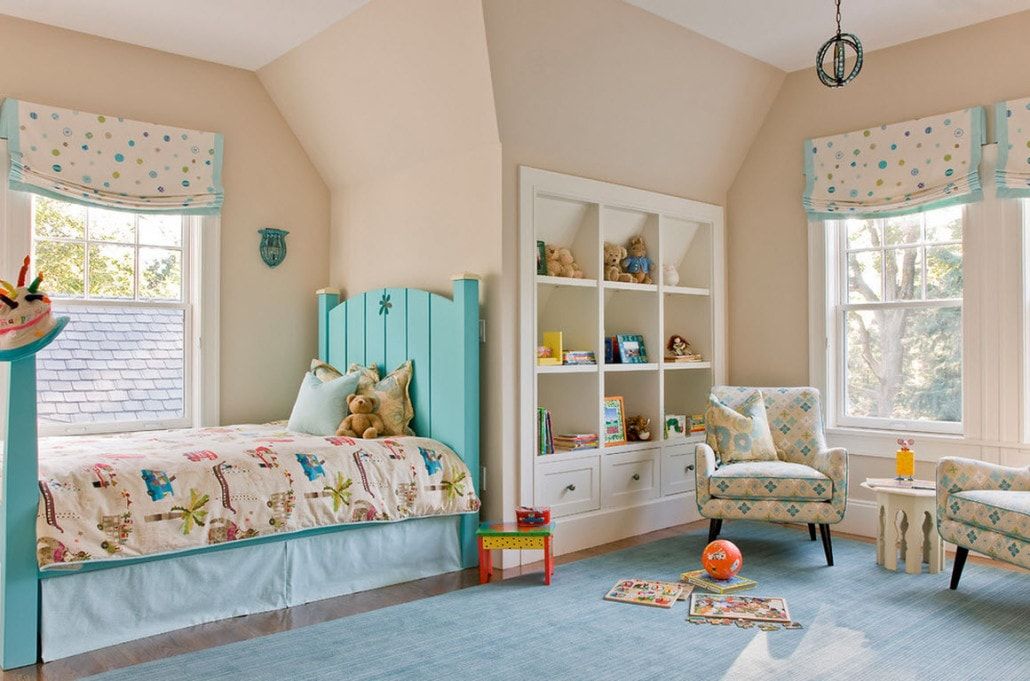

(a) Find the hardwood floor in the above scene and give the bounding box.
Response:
[4,520,1022,680]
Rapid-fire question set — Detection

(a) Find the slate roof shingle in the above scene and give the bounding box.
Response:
[38,305,185,425]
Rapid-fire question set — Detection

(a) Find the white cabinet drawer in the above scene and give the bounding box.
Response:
[602,449,660,508]
[535,457,600,517]
[662,444,697,496]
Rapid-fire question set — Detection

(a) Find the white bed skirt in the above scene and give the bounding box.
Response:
[41,516,463,661]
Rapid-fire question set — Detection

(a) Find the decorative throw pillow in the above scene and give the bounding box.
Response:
[705,391,778,464]
[310,358,377,392]
[287,371,361,436]
[351,360,415,436]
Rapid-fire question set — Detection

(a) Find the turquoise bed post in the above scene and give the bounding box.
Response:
[0,316,68,669]
[451,275,480,569]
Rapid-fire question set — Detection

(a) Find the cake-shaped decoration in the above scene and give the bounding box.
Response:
[0,256,56,350]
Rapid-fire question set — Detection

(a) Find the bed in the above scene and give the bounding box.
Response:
[0,275,481,666]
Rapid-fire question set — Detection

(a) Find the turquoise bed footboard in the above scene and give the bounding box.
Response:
[316,274,481,568]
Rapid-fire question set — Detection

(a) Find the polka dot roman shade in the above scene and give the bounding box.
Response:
[803,106,985,220]
[995,96,1030,198]
[0,98,223,214]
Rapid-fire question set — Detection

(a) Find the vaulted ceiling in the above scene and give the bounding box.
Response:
[625,0,1030,70]
[2,1,1029,72]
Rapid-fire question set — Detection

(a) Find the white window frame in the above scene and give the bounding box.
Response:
[828,210,965,435]
[0,140,219,436]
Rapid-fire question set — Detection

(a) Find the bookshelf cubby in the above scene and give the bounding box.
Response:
[519,167,726,555]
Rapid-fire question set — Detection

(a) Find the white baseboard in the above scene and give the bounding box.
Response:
[503,494,700,567]
[499,496,927,569]
[836,497,879,538]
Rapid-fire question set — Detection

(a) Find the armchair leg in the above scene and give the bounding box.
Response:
[950,546,969,590]
[808,523,817,541]
[818,524,834,566]
[707,519,722,543]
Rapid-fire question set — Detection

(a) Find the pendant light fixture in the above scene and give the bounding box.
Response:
[816,0,863,88]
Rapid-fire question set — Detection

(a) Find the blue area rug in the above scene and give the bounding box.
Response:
[85,521,1029,681]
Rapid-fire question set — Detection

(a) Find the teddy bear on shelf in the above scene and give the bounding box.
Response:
[604,242,633,283]
[621,236,653,284]
[546,245,584,278]
[336,394,385,439]
[626,415,652,442]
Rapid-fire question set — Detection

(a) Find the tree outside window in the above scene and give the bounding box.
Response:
[839,205,962,427]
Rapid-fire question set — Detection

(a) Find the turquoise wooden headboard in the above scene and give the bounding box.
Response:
[316,274,480,566]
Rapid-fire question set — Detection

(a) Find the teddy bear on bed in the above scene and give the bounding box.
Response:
[336,394,385,439]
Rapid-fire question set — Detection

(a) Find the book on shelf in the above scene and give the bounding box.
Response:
[553,433,598,451]
[562,350,597,365]
[537,407,554,455]
[680,569,757,594]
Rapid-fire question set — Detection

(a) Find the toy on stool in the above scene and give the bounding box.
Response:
[701,539,743,581]
[0,256,56,350]
[516,506,551,527]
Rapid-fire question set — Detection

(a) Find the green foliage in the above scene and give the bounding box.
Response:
[844,209,962,424]
[31,196,182,301]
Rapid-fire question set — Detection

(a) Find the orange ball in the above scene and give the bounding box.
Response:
[702,540,743,580]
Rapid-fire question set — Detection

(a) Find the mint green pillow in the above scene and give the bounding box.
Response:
[287,371,361,436]
[704,391,778,464]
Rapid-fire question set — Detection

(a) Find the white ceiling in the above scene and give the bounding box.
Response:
[3,1,1029,73]
[0,0,370,70]
[626,0,1030,71]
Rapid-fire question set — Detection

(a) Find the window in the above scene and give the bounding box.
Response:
[30,196,197,434]
[833,205,963,432]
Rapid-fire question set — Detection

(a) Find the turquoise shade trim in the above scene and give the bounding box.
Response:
[805,190,985,221]
[803,106,986,220]
[994,99,1030,199]
[0,97,223,215]
[6,179,222,216]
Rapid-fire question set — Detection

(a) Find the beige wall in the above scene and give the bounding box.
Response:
[483,0,785,517]
[728,10,1030,387]
[726,10,1030,507]
[258,0,505,516]
[0,15,331,424]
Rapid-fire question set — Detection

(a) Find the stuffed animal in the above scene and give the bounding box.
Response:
[604,242,633,282]
[662,263,680,287]
[621,236,653,284]
[546,245,584,278]
[626,415,652,442]
[336,394,385,439]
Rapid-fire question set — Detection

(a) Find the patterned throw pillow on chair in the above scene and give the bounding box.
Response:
[705,391,778,464]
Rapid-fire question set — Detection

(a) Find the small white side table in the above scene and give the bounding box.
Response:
[861,481,945,575]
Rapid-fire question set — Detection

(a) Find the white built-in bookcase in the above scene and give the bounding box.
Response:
[518,167,726,555]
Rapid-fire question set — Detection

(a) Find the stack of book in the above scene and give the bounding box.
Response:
[537,407,554,455]
[562,350,596,365]
[681,569,756,594]
[554,433,598,452]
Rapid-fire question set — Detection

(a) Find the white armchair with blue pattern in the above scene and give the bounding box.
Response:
[936,457,1030,589]
[695,387,848,565]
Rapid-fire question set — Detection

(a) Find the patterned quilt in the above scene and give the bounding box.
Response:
[32,424,480,570]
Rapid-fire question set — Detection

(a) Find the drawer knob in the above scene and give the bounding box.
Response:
[565,484,576,492]
[632,473,641,481]
[685,464,695,472]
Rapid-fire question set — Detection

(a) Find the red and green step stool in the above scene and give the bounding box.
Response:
[476,521,555,585]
